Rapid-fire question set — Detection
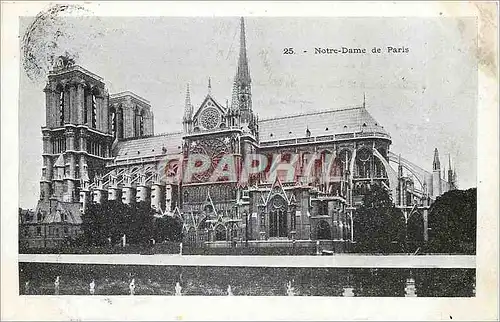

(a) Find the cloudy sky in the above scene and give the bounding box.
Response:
[19,16,477,208]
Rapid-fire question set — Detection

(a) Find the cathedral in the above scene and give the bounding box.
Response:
[21,18,457,250]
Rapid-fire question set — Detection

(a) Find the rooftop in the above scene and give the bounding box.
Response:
[110,91,151,105]
[114,132,183,162]
[258,106,390,141]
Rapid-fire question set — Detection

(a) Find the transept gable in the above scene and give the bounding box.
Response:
[265,177,289,206]
[192,95,227,130]
[202,190,218,218]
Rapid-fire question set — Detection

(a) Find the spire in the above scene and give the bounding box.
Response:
[363,92,366,108]
[230,78,239,111]
[236,17,251,85]
[183,83,193,122]
[433,148,441,171]
[208,77,212,95]
[448,154,452,170]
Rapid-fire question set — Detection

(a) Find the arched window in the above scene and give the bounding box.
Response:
[139,111,145,136]
[188,227,196,245]
[111,109,116,137]
[83,87,89,124]
[269,195,288,238]
[59,90,64,126]
[215,224,226,241]
[316,220,331,240]
[91,93,97,128]
[356,148,372,178]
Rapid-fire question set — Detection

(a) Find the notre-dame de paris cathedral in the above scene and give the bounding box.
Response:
[22,18,457,250]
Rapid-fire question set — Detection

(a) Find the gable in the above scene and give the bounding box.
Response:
[192,95,227,131]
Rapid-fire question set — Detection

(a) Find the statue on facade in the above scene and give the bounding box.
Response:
[89,279,95,295]
[227,285,233,296]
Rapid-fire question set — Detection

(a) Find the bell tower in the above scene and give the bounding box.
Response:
[39,55,113,211]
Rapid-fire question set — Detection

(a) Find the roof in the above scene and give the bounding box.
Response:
[41,202,82,225]
[32,200,82,225]
[109,91,151,105]
[114,132,183,161]
[258,106,390,142]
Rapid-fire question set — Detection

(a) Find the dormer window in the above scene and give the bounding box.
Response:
[325,127,329,131]
[362,123,367,127]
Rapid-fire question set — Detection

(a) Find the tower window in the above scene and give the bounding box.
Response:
[83,88,89,124]
[111,110,116,137]
[139,113,144,136]
[59,91,64,126]
[91,94,97,128]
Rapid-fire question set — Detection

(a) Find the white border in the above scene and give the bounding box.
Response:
[2,1,498,321]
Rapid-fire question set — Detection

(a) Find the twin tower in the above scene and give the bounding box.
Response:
[39,55,154,210]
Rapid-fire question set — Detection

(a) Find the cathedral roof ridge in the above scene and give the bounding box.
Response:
[152,130,183,137]
[49,63,104,83]
[118,131,182,142]
[110,90,151,105]
[259,106,364,122]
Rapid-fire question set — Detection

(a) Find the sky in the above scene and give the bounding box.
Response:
[19,16,478,208]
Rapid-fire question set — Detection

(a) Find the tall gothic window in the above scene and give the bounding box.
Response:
[117,107,123,138]
[59,91,64,126]
[91,94,97,128]
[269,196,288,238]
[83,88,89,124]
[139,112,144,136]
[111,110,116,137]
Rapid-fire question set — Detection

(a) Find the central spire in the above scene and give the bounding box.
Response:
[236,17,251,85]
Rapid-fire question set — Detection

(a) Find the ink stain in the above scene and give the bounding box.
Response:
[21,4,93,82]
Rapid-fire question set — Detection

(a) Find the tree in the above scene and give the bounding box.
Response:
[353,185,406,253]
[126,201,156,245]
[80,201,184,248]
[426,188,476,254]
[154,215,183,243]
[81,202,108,246]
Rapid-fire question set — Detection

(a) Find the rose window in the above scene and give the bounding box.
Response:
[200,107,220,130]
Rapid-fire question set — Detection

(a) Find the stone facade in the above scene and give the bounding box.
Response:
[21,18,457,250]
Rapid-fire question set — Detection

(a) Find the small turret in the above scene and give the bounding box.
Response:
[432,148,441,171]
[182,84,193,132]
[432,148,442,198]
[448,154,456,190]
